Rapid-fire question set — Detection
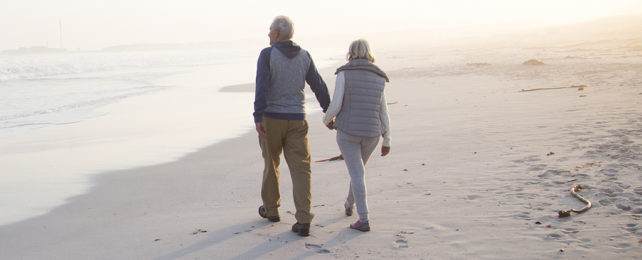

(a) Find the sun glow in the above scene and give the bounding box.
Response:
[0,0,640,51]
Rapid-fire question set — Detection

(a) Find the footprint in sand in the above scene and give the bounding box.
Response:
[615,243,632,248]
[523,155,542,163]
[466,194,482,200]
[305,243,331,254]
[599,198,615,206]
[528,164,547,171]
[546,233,562,240]
[393,239,408,249]
[393,233,409,249]
[305,243,321,249]
[317,249,331,254]
[515,212,532,220]
[616,204,632,211]
[624,223,638,233]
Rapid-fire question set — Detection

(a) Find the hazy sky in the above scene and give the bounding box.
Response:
[1,0,641,50]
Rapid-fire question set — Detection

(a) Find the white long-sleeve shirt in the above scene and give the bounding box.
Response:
[323,71,391,147]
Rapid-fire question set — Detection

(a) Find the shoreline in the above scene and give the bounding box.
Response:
[0,57,339,227]
[0,62,257,227]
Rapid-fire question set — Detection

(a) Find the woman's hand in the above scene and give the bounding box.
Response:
[381,146,390,156]
[326,119,335,130]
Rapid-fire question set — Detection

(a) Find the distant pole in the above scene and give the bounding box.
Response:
[59,19,63,49]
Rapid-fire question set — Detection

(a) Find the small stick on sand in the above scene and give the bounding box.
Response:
[520,85,586,93]
[315,155,343,162]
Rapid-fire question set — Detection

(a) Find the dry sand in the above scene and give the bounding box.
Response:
[1,40,641,259]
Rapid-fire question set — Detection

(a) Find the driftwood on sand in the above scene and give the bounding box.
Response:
[522,59,545,65]
[315,155,344,162]
[520,85,586,92]
[558,185,593,218]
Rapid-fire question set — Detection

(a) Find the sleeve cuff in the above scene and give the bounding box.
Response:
[322,114,333,125]
[254,114,263,123]
[382,133,391,147]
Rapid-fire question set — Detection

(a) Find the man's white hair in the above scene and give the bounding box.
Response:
[271,16,294,40]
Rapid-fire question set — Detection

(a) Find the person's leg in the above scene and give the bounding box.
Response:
[260,117,286,217]
[337,131,369,221]
[352,135,379,221]
[345,181,355,211]
[283,119,314,224]
[339,132,355,213]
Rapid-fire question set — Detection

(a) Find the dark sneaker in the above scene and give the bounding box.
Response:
[349,220,370,232]
[258,206,280,222]
[291,222,310,237]
[345,206,353,216]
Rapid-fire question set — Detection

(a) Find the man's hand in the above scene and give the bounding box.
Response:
[255,122,267,137]
[381,146,390,156]
[326,119,335,130]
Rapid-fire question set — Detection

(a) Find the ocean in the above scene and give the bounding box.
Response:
[0,47,340,226]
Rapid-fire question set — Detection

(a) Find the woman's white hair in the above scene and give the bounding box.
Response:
[347,39,375,62]
[271,16,294,40]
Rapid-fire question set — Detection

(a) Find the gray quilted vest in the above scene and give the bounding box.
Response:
[334,60,388,137]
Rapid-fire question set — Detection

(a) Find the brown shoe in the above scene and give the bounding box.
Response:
[258,206,280,222]
[291,222,310,237]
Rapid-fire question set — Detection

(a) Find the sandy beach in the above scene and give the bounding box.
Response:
[2,24,642,259]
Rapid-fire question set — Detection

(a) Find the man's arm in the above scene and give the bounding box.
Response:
[253,47,272,123]
[305,53,330,112]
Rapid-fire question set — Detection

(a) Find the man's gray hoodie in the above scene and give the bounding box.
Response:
[253,40,330,123]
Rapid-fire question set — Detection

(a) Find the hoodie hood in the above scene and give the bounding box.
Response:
[335,59,389,82]
[273,40,301,58]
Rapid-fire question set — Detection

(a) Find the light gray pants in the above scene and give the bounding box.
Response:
[337,130,379,221]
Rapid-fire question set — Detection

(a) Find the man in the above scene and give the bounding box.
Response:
[253,16,330,237]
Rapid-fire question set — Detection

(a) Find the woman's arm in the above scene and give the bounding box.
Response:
[380,92,391,147]
[323,71,345,126]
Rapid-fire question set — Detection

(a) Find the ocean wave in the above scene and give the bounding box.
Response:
[0,50,228,82]
[0,49,254,139]
[0,85,162,130]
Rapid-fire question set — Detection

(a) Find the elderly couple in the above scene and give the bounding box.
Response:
[253,16,391,237]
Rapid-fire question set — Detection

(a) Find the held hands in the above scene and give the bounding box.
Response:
[326,119,335,130]
[381,146,391,156]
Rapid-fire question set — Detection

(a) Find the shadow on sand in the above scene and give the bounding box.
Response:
[154,221,270,260]
[155,215,364,259]
[288,228,366,260]
[230,216,364,259]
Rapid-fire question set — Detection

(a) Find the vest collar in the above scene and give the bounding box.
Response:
[335,59,389,82]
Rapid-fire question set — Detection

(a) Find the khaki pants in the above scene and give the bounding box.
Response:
[259,117,314,224]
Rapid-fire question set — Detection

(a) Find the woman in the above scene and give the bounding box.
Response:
[324,39,391,232]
